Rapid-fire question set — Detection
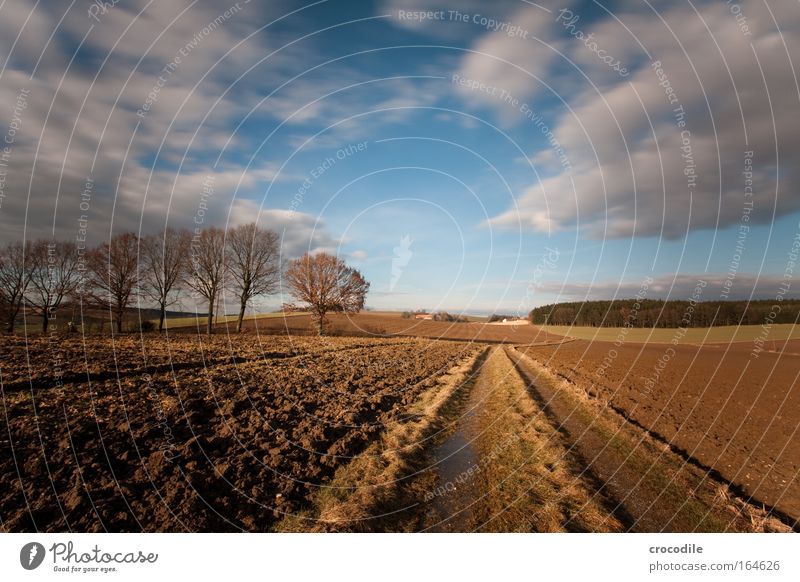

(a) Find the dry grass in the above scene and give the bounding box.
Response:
[509,348,791,532]
[464,348,624,532]
[537,323,800,344]
[274,346,487,532]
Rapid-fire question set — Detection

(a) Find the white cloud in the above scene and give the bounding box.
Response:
[349,249,368,262]
[0,0,338,257]
[454,3,564,120]
[483,0,800,238]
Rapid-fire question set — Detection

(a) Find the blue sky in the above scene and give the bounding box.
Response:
[1,0,798,313]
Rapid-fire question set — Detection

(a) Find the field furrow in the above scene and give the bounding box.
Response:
[516,339,800,527]
[0,336,480,532]
[507,348,790,532]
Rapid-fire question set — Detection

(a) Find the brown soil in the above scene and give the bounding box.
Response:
[3,317,796,532]
[232,312,566,344]
[0,334,479,531]
[299,344,779,532]
[516,339,800,527]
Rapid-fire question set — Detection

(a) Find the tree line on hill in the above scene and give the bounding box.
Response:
[528,299,800,328]
[0,224,369,335]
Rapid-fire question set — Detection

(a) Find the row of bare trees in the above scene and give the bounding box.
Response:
[183,225,281,334]
[0,240,83,334]
[0,223,281,334]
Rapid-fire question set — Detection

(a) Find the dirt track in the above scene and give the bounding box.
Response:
[421,347,625,532]
[506,348,772,531]
[303,345,790,532]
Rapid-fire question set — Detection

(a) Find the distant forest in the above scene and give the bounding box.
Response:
[528,299,800,328]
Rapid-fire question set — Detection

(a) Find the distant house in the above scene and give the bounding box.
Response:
[415,313,434,320]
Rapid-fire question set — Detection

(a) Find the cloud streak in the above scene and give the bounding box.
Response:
[470,0,800,239]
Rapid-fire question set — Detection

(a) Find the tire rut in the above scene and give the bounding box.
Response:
[506,347,756,532]
[423,346,626,532]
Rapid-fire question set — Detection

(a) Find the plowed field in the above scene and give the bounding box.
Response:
[517,339,800,523]
[0,334,480,531]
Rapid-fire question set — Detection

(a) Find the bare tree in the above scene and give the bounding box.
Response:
[27,240,82,333]
[87,232,140,333]
[0,242,32,333]
[185,226,225,334]
[141,228,191,331]
[226,223,280,333]
[284,252,370,335]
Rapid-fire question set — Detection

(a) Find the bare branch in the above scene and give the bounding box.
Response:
[284,252,370,335]
[141,228,191,331]
[0,242,32,333]
[86,233,140,333]
[226,223,280,332]
[27,239,82,333]
[184,227,225,334]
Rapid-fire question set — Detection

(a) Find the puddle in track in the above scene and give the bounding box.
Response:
[426,424,479,531]
[424,353,490,532]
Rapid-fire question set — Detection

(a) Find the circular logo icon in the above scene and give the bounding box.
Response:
[20,542,46,570]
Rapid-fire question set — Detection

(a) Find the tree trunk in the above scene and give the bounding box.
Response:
[6,306,17,333]
[206,299,214,335]
[158,304,166,332]
[237,301,246,333]
[116,310,123,333]
[41,310,49,333]
[314,310,325,336]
